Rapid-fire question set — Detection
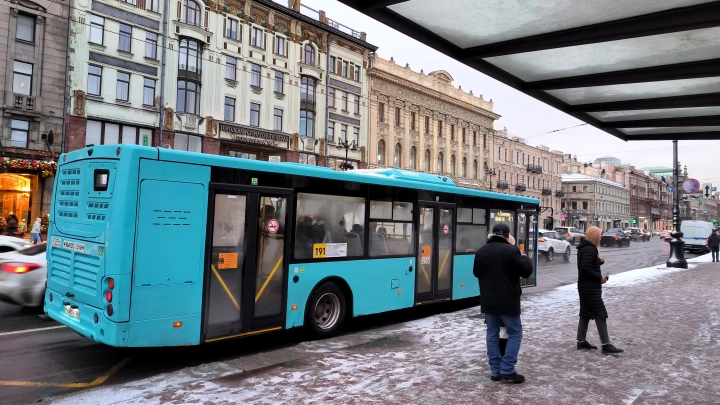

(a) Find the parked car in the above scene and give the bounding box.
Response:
[681,220,714,253]
[651,230,661,236]
[659,230,672,240]
[0,243,47,307]
[600,228,631,247]
[625,227,650,241]
[554,226,585,245]
[0,236,32,253]
[538,229,571,262]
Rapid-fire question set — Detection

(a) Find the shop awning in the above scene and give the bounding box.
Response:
[337,0,720,141]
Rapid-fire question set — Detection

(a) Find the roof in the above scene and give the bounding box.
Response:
[337,0,720,142]
[561,173,628,189]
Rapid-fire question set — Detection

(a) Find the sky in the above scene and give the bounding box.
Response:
[306,1,719,186]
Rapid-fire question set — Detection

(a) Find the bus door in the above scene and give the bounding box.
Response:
[202,184,293,342]
[516,210,538,287]
[415,201,455,304]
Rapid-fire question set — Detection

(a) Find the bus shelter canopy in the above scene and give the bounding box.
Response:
[338,0,720,141]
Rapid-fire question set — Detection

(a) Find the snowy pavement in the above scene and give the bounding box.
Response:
[49,256,720,405]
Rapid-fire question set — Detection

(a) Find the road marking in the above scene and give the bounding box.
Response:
[542,274,567,283]
[0,325,66,337]
[0,356,132,388]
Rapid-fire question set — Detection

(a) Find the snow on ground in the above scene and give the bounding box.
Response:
[49,259,720,405]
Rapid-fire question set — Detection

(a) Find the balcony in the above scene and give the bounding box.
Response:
[541,187,552,196]
[527,164,542,174]
[555,190,565,197]
[515,184,527,192]
[300,97,316,111]
[178,64,202,82]
[496,180,509,190]
[13,94,36,112]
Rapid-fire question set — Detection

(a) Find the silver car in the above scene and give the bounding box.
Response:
[0,243,47,307]
[554,227,585,245]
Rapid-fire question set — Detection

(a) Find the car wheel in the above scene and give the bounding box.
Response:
[564,247,571,262]
[617,241,622,248]
[306,282,347,338]
[546,248,554,262]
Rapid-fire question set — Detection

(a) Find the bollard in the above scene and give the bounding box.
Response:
[666,231,688,269]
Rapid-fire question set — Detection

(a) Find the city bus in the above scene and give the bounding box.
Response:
[44,145,539,347]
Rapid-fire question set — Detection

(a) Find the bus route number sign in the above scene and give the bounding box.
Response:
[313,243,347,258]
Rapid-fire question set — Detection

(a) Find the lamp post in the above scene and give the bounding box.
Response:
[486,168,496,192]
[336,138,357,171]
[667,140,687,268]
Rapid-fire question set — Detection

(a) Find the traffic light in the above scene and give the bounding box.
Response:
[632,218,637,225]
[713,219,717,224]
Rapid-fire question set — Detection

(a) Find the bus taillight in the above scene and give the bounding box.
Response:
[107,278,114,290]
[107,304,114,316]
[105,290,113,303]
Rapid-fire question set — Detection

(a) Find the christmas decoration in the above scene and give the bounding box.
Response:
[41,213,49,234]
[0,158,57,178]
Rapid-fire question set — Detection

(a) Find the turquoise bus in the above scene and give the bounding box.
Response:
[44,145,539,347]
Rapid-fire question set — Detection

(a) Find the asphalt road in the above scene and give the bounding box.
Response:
[0,237,700,405]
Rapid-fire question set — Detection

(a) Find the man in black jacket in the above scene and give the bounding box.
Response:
[709,229,720,262]
[473,223,533,384]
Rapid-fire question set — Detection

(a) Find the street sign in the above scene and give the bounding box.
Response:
[714,187,718,192]
[668,187,674,193]
[683,178,700,193]
[701,183,712,199]
[682,194,700,200]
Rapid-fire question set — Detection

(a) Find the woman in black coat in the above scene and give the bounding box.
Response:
[576,226,623,354]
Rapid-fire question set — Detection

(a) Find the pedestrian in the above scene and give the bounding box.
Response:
[6,212,18,236]
[708,229,720,263]
[30,218,42,245]
[473,223,533,383]
[18,219,27,237]
[576,226,623,354]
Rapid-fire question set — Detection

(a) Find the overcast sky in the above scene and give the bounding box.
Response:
[308,1,719,187]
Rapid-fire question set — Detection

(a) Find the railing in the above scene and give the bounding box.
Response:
[496,180,509,190]
[299,4,363,39]
[541,187,553,196]
[555,190,565,197]
[515,184,527,192]
[13,94,36,111]
[527,164,542,173]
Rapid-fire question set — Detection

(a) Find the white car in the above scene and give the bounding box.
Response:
[0,235,32,253]
[0,243,47,307]
[538,229,571,262]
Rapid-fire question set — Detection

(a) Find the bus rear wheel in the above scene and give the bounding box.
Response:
[306,282,346,338]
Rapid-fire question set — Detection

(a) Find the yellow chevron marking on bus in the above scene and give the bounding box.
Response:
[212,264,240,310]
[437,249,452,278]
[255,255,284,303]
[205,326,283,343]
[0,356,132,388]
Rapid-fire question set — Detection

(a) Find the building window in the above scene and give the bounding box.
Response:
[119,23,132,53]
[90,15,104,45]
[299,153,316,165]
[583,201,588,210]
[438,120,443,137]
[174,133,202,152]
[473,131,477,146]
[145,32,158,59]
[354,65,360,81]
[462,157,467,177]
[275,36,286,56]
[425,116,430,133]
[303,44,315,65]
[326,122,334,141]
[424,149,431,172]
[116,72,130,102]
[10,119,29,148]
[274,108,283,131]
[183,0,201,26]
[352,127,359,144]
[86,120,151,146]
[16,14,35,42]
[410,112,416,130]
[377,140,386,166]
[378,103,385,122]
[353,95,360,114]
[462,128,466,144]
[224,97,235,121]
[394,143,402,168]
[342,61,349,77]
[146,0,160,12]
[250,102,260,127]
[483,133,487,148]
[178,38,201,73]
[451,124,455,141]
[299,110,314,137]
[410,146,416,170]
[274,71,284,93]
[329,56,336,73]
[251,63,261,87]
[142,78,155,106]
[226,56,237,80]
[394,107,401,126]
[251,26,263,48]
[473,159,478,179]
[13,61,32,96]
[328,87,335,108]
[451,155,456,176]
[88,65,102,96]
[437,152,444,173]
[340,124,348,142]
[300,76,316,104]
[226,18,238,40]
[176,80,200,114]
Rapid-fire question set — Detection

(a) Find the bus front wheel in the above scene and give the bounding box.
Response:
[306,282,346,338]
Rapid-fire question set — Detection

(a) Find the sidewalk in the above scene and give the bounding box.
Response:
[50,255,720,404]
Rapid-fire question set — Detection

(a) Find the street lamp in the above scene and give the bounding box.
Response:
[486,168,497,192]
[336,138,357,171]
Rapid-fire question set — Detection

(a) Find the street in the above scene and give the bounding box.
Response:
[0,237,698,405]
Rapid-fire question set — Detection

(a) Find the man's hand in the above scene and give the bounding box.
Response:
[599,257,605,265]
[601,276,607,284]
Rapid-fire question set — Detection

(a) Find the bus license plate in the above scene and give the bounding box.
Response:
[64,305,79,319]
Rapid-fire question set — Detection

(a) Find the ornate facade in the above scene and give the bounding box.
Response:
[367,56,496,187]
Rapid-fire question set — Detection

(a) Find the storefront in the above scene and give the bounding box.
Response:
[0,157,57,235]
[218,123,291,162]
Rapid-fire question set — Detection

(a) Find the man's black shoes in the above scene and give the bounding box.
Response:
[499,372,525,383]
[577,341,598,350]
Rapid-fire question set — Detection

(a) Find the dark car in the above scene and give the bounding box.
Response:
[600,228,631,247]
[625,227,650,241]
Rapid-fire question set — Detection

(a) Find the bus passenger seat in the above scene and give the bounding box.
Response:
[369,233,388,256]
[342,232,363,256]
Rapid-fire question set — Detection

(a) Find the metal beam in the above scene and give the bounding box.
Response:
[625,131,720,141]
[524,59,720,90]
[459,2,720,59]
[566,93,720,112]
[601,115,720,128]
[351,0,409,10]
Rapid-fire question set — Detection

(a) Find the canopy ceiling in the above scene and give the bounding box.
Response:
[337,0,720,141]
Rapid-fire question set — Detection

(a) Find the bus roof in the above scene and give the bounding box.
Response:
[64,146,539,205]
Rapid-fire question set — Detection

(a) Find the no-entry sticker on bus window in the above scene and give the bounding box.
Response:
[218,253,238,269]
[267,219,279,234]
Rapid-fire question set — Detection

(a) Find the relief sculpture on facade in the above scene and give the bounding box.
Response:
[73,90,86,117]
[205,116,215,137]
[164,108,174,130]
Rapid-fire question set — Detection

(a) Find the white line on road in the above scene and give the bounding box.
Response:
[0,325,66,337]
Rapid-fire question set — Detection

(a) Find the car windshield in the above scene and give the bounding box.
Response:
[18,243,47,256]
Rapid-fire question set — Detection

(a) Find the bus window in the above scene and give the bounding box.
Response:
[489,209,516,245]
[295,193,365,259]
[255,196,287,318]
[456,207,487,252]
[369,201,414,257]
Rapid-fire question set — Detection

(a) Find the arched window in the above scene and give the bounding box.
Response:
[394,143,402,168]
[410,146,416,170]
[377,140,386,166]
[304,44,315,65]
[462,157,467,178]
[450,155,456,176]
[424,149,431,172]
[182,0,201,26]
[473,159,478,180]
[437,152,444,174]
